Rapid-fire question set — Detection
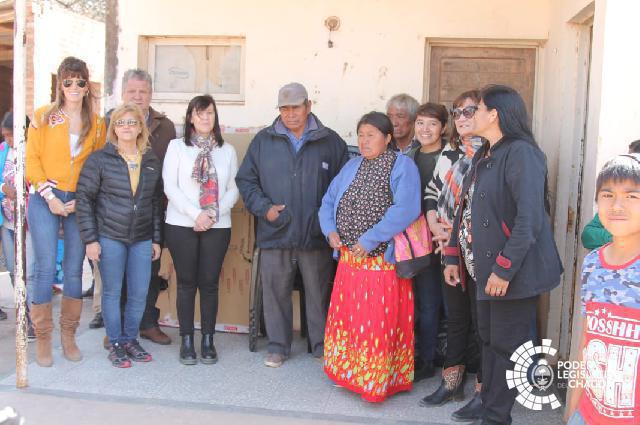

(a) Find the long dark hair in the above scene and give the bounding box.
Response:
[480,84,551,212]
[183,94,224,147]
[357,111,397,148]
[45,56,95,145]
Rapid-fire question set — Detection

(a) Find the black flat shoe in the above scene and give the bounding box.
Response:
[451,391,483,422]
[89,312,104,329]
[179,334,197,365]
[201,334,218,364]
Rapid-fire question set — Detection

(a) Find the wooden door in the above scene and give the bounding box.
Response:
[427,45,536,121]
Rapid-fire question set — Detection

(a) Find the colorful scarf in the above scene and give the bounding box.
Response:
[190,134,219,224]
[436,136,483,227]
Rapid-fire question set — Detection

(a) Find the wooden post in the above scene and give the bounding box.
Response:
[13,0,28,389]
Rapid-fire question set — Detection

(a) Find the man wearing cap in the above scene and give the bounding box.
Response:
[236,82,348,367]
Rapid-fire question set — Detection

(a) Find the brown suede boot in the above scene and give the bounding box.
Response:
[60,297,83,362]
[31,303,54,367]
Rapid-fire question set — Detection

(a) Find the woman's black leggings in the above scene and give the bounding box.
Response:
[442,274,482,383]
[165,224,231,335]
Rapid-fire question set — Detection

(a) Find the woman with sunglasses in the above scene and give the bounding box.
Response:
[76,103,162,368]
[26,56,105,367]
[163,95,239,365]
[419,90,485,422]
[443,85,562,424]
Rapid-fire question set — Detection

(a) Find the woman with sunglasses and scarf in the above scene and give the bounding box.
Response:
[163,95,239,365]
[26,56,105,367]
[443,85,562,425]
[76,103,162,368]
[420,90,485,422]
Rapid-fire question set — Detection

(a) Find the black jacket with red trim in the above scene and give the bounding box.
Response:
[443,137,563,300]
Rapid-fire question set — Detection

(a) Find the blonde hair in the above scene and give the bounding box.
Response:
[44,56,96,145]
[107,103,150,153]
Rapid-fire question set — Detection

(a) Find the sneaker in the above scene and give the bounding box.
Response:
[108,343,132,368]
[264,352,287,368]
[124,340,153,362]
[0,308,7,321]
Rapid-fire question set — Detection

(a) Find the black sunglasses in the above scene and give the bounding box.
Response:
[62,78,88,89]
[450,105,478,120]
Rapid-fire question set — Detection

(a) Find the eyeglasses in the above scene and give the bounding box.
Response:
[62,78,88,89]
[451,105,478,120]
[114,119,139,127]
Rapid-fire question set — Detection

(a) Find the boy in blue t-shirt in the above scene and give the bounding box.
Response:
[565,154,640,425]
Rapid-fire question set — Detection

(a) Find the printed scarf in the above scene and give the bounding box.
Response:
[190,134,219,224]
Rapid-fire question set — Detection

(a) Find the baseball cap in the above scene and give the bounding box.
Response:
[277,82,308,108]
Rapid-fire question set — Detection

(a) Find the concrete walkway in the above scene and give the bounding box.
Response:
[0,281,563,425]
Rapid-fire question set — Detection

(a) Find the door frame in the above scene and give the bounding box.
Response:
[423,38,545,133]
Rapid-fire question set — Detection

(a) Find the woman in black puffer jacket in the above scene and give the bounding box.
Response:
[76,103,162,368]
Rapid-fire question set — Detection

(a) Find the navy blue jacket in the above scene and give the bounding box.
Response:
[444,137,563,300]
[236,114,348,249]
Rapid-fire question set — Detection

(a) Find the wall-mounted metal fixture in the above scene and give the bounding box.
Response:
[324,16,340,48]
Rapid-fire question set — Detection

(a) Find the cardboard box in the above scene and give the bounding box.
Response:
[157,133,255,333]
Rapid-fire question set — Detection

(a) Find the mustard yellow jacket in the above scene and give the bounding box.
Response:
[27,104,106,192]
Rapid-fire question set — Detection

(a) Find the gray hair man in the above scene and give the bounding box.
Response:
[88,69,176,346]
[386,93,420,154]
[236,82,348,368]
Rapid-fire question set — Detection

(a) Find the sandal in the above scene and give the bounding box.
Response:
[124,340,153,362]
[108,343,132,368]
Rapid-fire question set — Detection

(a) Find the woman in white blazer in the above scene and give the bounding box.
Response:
[163,95,239,365]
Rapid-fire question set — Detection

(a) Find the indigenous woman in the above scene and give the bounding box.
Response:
[163,95,239,365]
[26,56,105,367]
[319,111,421,402]
[76,103,162,368]
[444,85,562,424]
[420,90,485,422]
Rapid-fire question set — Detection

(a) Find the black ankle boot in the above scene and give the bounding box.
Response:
[419,365,465,407]
[179,334,197,365]
[201,334,218,364]
[451,391,483,422]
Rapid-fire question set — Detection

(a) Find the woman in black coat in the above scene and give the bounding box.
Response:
[76,103,162,368]
[443,85,563,424]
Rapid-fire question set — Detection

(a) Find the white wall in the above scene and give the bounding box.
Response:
[31,2,105,109]
[114,0,551,143]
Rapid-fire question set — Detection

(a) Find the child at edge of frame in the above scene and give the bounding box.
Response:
[564,153,640,425]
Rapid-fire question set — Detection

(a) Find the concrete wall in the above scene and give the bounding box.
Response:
[113,0,551,143]
[567,0,640,357]
[31,1,104,111]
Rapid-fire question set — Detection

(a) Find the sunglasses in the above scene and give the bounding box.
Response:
[62,79,88,88]
[451,105,478,120]
[114,119,140,127]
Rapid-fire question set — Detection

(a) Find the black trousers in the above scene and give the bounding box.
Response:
[165,224,231,335]
[260,248,333,357]
[442,274,482,382]
[477,296,538,425]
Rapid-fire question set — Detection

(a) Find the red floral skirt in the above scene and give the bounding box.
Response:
[323,247,414,402]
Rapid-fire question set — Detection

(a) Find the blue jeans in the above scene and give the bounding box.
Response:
[98,236,152,345]
[413,254,443,364]
[1,226,35,304]
[567,411,587,425]
[28,190,84,303]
